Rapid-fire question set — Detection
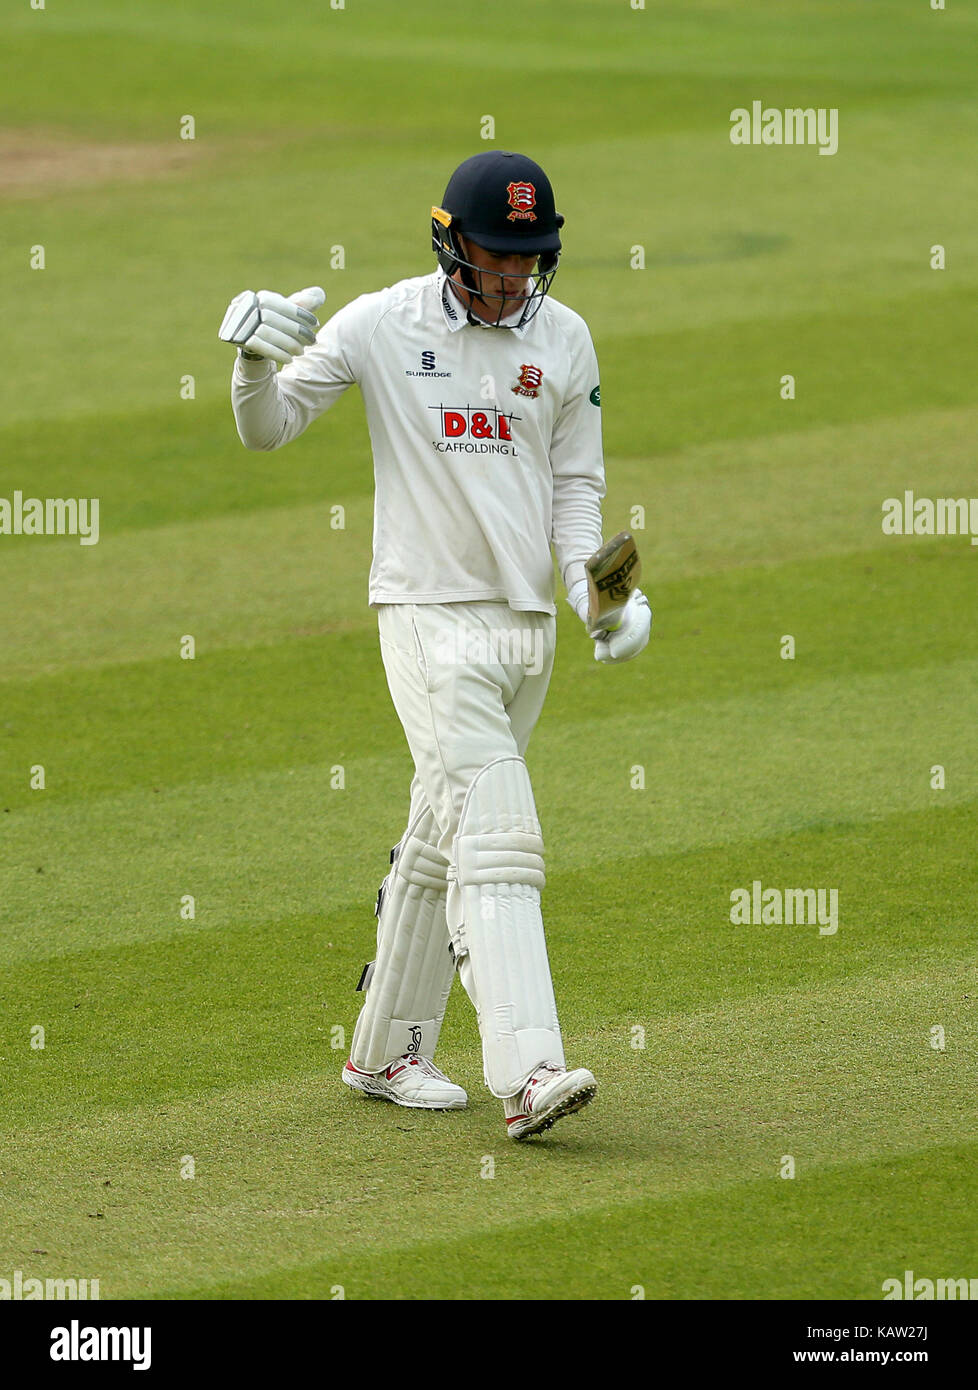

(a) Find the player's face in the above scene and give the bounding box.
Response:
[455,235,539,322]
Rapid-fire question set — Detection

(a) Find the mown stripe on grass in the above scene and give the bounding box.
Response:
[539,655,978,857]
[2,954,973,1297]
[163,1142,978,1301]
[604,288,978,457]
[4,399,976,681]
[2,914,973,1147]
[2,660,975,963]
[3,541,976,799]
[611,405,978,582]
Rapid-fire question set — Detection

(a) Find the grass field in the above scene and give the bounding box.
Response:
[2,0,977,1302]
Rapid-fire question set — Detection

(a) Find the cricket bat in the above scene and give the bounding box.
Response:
[585,531,642,636]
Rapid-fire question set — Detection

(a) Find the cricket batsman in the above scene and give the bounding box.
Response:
[219,151,652,1138]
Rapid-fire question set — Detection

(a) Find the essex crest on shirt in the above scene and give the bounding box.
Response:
[512,364,544,398]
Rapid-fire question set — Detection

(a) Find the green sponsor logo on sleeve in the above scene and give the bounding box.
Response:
[589,384,600,406]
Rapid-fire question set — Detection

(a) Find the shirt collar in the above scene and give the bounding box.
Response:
[438,270,529,337]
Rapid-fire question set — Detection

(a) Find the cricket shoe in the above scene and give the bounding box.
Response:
[504,1062,597,1140]
[342,1055,468,1110]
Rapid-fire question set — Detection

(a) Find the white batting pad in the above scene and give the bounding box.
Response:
[349,803,456,1071]
[449,756,564,1097]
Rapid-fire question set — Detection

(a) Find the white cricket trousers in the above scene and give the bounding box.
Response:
[368,599,563,1093]
[377,600,556,858]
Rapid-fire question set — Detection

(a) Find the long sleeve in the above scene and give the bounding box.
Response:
[549,319,606,592]
[230,292,379,451]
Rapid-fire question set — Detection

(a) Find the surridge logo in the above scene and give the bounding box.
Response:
[406,348,451,379]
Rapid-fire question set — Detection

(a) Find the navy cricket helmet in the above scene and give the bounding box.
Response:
[431,151,564,328]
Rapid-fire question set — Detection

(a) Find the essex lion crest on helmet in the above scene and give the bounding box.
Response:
[506,181,537,222]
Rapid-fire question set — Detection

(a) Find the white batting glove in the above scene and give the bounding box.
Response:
[565,579,652,662]
[219,286,326,365]
[593,588,652,664]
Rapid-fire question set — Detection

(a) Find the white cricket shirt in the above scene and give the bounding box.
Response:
[231,270,606,614]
